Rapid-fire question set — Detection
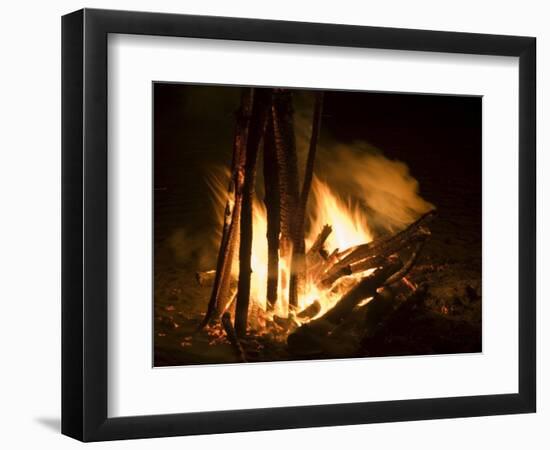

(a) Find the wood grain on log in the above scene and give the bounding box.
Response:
[338,210,435,266]
[272,90,300,249]
[318,210,435,288]
[271,90,302,307]
[263,119,280,311]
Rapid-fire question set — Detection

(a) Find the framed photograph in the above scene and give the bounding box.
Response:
[62,8,536,441]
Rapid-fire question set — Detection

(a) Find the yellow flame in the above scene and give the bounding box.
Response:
[308,177,373,251]
[208,170,376,325]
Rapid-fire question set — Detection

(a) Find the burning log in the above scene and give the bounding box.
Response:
[297,300,321,320]
[338,210,435,266]
[221,313,247,363]
[325,248,343,267]
[319,265,352,287]
[318,232,426,287]
[263,119,280,311]
[318,210,435,288]
[349,254,388,275]
[320,259,403,325]
[310,243,353,283]
[318,254,387,288]
[305,225,333,282]
[318,232,427,288]
[287,260,403,355]
[273,314,300,333]
[199,89,253,329]
[235,88,273,337]
[385,240,425,286]
[307,225,332,262]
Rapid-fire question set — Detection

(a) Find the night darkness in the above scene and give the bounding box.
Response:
[153,83,482,366]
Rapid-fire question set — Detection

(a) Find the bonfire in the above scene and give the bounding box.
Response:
[194,87,436,361]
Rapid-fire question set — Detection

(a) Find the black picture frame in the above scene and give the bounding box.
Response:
[62,8,536,442]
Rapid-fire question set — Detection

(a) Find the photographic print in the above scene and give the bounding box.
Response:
[153,84,482,367]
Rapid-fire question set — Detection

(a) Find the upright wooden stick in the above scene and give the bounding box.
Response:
[300,92,324,215]
[199,88,253,329]
[289,92,324,307]
[272,90,301,308]
[263,120,280,311]
[235,88,272,337]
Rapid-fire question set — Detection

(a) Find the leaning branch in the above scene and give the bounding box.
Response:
[199,88,253,329]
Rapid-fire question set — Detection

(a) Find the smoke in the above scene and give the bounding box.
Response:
[166,228,218,270]
[318,143,433,233]
[164,168,231,270]
[293,92,434,235]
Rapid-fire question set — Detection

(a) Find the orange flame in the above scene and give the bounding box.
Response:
[208,170,376,324]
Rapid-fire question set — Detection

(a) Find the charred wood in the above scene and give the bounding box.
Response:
[320,259,403,325]
[271,89,302,307]
[320,265,352,287]
[235,88,273,337]
[271,90,300,250]
[318,254,386,288]
[306,228,332,283]
[290,93,324,306]
[306,224,332,264]
[318,211,435,288]
[309,246,344,284]
[296,300,321,320]
[338,210,435,266]
[263,119,280,311]
[287,260,403,355]
[273,314,300,333]
[385,240,426,286]
[199,89,253,329]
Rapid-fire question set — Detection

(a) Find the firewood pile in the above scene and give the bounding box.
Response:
[198,209,435,360]
[195,86,437,361]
